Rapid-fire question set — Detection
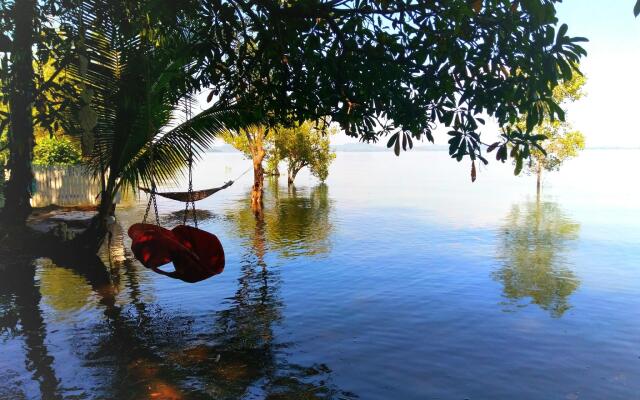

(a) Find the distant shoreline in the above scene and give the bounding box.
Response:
[207,144,640,153]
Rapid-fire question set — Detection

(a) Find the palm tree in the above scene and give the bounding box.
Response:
[65,0,232,251]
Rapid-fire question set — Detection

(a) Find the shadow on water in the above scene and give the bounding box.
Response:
[162,209,220,226]
[493,199,581,318]
[0,182,352,399]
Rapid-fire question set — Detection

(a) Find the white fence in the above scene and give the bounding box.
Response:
[31,165,101,207]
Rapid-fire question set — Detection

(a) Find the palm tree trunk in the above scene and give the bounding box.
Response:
[1,0,36,225]
[77,172,116,254]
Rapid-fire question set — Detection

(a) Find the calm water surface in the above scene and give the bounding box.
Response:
[1,150,639,399]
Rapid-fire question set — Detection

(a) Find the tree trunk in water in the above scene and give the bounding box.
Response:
[1,0,36,225]
[251,151,265,213]
[536,164,542,198]
[287,164,304,187]
[287,169,295,186]
[76,172,116,254]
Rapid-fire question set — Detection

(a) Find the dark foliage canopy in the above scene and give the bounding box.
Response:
[2,0,587,173]
[181,0,587,169]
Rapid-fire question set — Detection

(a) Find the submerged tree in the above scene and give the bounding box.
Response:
[269,121,336,186]
[509,71,586,193]
[221,125,270,212]
[494,200,581,318]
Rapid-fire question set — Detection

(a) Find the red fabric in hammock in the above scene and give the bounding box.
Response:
[128,224,187,268]
[171,225,225,283]
[128,223,225,283]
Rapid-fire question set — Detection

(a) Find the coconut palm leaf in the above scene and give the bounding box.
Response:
[118,101,237,192]
[61,0,238,213]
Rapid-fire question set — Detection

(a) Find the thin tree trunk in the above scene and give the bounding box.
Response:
[287,168,295,186]
[2,0,36,225]
[251,149,265,213]
[287,163,305,186]
[536,164,542,197]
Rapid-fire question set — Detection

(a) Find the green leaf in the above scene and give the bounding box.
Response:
[448,133,462,155]
[514,155,523,175]
[497,145,508,162]
[487,142,500,152]
[556,24,568,42]
[394,135,401,156]
[387,133,398,149]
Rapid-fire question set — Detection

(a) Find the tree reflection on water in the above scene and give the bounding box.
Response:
[200,181,351,399]
[0,182,352,399]
[228,181,333,259]
[494,200,581,318]
[0,258,62,400]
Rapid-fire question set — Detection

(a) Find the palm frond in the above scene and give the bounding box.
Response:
[119,102,237,191]
[61,0,241,203]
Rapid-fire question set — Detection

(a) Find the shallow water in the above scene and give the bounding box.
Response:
[1,150,639,399]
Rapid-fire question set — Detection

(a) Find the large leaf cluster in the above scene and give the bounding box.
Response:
[3,0,589,189]
[33,135,82,165]
[187,0,586,169]
[0,0,79,139]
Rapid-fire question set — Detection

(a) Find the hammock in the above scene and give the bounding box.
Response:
[139,182,232,202]
[138,168,249,202]
[127,78,241,283]
[129,223,225,283]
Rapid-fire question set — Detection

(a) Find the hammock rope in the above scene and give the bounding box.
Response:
[183,100,198,227]
[142,144,160,225]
